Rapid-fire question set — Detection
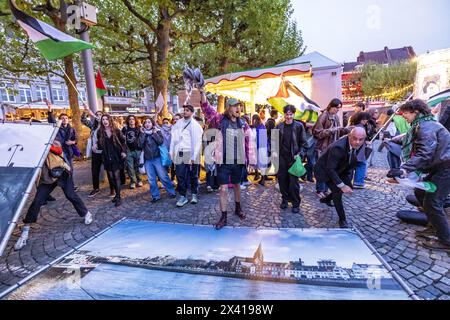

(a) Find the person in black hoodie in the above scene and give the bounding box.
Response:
[122,115,142,189]
[275,105,307,213]
[95,114,127,207]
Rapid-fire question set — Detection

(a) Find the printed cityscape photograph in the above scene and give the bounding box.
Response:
[0,0,449,305]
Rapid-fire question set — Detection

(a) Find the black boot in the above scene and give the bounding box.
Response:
[235,202,246,220]
[215,212,227,230]
[115,197,122,207]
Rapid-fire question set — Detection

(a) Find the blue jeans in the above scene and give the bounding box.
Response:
[145,158,176,200]
[353,161,367,187]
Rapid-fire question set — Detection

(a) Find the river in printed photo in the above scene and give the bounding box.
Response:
[8,263,409,300]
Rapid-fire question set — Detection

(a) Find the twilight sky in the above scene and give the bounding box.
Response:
[291,0,450,63]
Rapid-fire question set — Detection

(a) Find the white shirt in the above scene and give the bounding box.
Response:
[177,118,192,152]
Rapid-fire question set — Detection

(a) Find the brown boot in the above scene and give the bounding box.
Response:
[215,212,227,230]
[235,202,246,220]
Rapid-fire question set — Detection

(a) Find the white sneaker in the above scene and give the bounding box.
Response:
[176,196,188,207]
[242,181,252,186]
[191,194,198,204]
[137,181,143,187]
[240,184,247,190]
[14,235,28,251]
[84,212,93,225]
[206,186,213,193]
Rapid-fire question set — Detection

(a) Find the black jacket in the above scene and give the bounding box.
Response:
[401,120,450,174]
[315,136,363,186]
[439,100,450,132]
[276,120,307,162]
[138,130,164,160]
[48,111,76,159]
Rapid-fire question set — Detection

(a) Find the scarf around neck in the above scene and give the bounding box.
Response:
[402,114,436,162]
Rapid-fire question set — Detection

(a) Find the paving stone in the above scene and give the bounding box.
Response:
[431,265,448,275]
[416,289,438,300]
[0,150,448,300]
[405,265,424,276]
[424,270,442,281]
[423,285,444,297]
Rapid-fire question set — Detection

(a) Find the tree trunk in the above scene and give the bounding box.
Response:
[62,56,85,147]
[153,16,171,120]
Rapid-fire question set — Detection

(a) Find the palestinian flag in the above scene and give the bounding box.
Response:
[8,0,94,61]
[96,70,108,97]
[428,88,450,107]
[267,78,320,123]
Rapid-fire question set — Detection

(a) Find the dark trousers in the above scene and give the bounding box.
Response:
[91,152,114,191]
[206,169,219,190]
[241,165,249,183]
[24,174,87,224]
[304,145,316,181]
[387,151,401,170]
[170,163,176,181]
[277,156,300,208]
[107,169,122,199]
[322,173,353,222]
[414,168,450,245]
[325,181,347,222]
[120,168,126,185]
[176,164,199,196]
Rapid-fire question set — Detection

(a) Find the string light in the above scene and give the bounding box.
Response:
[345,84,414,101]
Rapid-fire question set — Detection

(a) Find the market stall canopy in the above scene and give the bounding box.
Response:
[204,63,312,105]
[277,51,342,70]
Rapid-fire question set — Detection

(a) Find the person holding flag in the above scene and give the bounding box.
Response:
[393,100,450,252]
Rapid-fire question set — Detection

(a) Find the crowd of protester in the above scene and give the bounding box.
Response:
[13,93,450,253]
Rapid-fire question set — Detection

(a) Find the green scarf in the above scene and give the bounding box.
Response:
[402,114,436,162]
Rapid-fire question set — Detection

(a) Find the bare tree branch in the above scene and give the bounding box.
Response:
[122,0,157,33]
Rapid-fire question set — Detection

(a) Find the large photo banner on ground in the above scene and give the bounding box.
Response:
[4,220,412,300]
[0,123,58,256]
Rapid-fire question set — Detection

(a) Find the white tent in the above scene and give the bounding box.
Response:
[204,63,312,113]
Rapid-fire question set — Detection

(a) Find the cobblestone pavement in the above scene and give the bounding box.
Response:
[0,142,449,300]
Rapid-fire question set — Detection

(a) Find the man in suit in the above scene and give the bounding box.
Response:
[314,127,367,228]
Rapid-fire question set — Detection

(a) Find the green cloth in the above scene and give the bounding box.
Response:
[288,156,306,177]
[402,114,436,162]
[393,115,410,134]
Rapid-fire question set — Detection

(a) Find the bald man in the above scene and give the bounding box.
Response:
[314,128,367,228]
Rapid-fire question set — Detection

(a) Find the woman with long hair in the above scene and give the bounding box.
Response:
[138,117,176,203]
[95,114,126,207]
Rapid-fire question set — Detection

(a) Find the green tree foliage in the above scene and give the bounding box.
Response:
[90,0,305,114]
[359,61,417,101]
[0,0,85,138]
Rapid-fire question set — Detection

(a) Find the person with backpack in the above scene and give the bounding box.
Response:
[14,140,93,250]
[138,117,176,203]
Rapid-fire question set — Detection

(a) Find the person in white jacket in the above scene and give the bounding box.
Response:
[170,104,204,207]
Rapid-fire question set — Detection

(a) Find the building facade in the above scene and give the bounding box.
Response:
[342,46,417,111]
